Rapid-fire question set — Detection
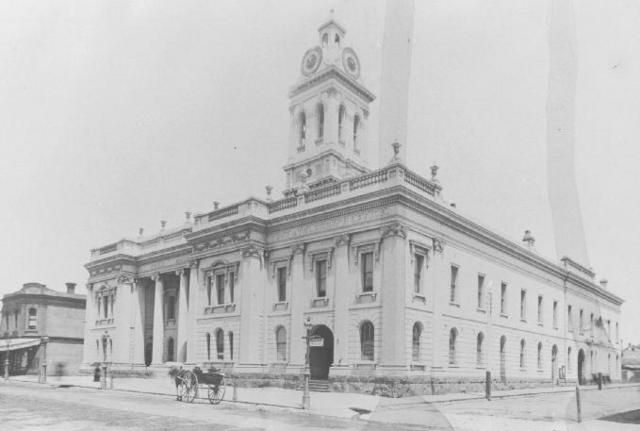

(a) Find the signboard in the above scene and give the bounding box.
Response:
[309,336,324,347]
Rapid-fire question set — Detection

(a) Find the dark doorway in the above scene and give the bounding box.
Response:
[144,342,152,367]
[578,349,585,385]
[500,335,507,383]
[309,325,334,380]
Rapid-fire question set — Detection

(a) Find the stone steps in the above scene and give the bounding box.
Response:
[308,380,330,392]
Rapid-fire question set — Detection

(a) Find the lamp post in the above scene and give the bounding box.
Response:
[4,339,10,381]
[41,337,49,384]
[302,316,313,409]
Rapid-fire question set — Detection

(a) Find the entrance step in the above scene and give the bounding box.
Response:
[308,379,330,392]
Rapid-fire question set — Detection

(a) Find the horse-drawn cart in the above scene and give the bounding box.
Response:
[174,367,226,404]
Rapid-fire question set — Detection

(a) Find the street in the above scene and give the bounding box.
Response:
[2,381,640,430]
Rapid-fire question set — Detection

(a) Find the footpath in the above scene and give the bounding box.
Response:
[8,373,640,426]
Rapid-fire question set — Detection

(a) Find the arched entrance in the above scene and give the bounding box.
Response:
[551,345,558,382]
[144,342,152,367]
[309,325,334,380]
[499,335,507,382]
[578,349,586,385]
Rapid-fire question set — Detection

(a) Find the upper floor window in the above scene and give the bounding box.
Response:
[361,252,373,293]
[537,295,543,324]
[277,267,287,302]
[450,265,458,303]
[360,321,374,361]
[228,272,235,303]
[353,115,360,150]
[338,105,346,142]
[500,282,507,315]
[477,274,485,309]
[590,313,594,335]
[553,300,558,328]
[298,112,306,147]
[579,309,584,333]
[315,259,327,297]
[27,308,37,330]
[316,103,324,139]
[167,296,176,321]
[14,310,19,329]
[322,33,328,47]
[607,319,611,335]
[103,298,108,319]
[520,289,527,320]
[228,331,234,360]
[414,254,425,294]
[216,273,225,305]
[567,305,573,331]
[206,276,213,306]
[334,33,340,45]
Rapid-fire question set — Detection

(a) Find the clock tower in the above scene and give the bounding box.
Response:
[284,17,376,193]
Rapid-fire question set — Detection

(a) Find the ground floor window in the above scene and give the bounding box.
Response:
[276,326,287,361]
[360,321,374,361]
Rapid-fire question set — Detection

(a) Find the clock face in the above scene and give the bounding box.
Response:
[341,47,360,79]
[301,47,322,76]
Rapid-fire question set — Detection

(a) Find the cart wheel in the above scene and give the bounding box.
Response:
[182,370,198,403]
[208,383,226,404]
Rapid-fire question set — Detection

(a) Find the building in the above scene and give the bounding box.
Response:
[0,282,86,376]
[82,19,623,393]
[621,344,640,382]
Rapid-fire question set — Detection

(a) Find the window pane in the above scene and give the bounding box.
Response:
[217,274,225,305]
[361,252,373,292]
[450,266,458,302]
[277,267,287,302]
[229,272,235,303]
[316,260,327,297]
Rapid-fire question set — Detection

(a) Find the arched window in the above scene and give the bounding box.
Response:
[477,332,485,365]
[27,307,37,330]
[206,333,211,360]
[102,337,108,362]
[520,339,526,368]
[167,337,174,362]
[334,34,341,45]
[298,112,306,147]
[353,115,360,149]
[276,326,287,362]
[322,33,328,47]
[568,347,572,372]
[316,103,324,139]
[228,332,234,360]
[360,321,374,361]
[215,328,224,360]
[338,105,346,142]
[449,328,458,364]
[537,342,543,369]
[412,322,422,362]
[167,296,176,320]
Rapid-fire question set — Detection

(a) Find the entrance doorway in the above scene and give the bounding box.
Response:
[144,342,152,367]
[551,345,558,382]
[309,325,334,380]
[578,349,585,385]
[500,335,507,383]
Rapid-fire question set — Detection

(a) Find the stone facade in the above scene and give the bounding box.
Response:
[82,18,623,393]
[0,282,86,375]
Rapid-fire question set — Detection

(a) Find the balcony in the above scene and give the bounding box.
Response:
[310,297,329,309]
[204,304,237,315]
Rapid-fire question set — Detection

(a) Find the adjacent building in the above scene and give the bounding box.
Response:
[0,282,86,376]
[82,19,623,393]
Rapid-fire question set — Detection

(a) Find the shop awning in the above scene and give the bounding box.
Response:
[0,338,41,352]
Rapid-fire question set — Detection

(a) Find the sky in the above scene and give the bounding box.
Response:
[0,1,638,343]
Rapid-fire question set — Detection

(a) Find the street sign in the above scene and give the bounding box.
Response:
[309,336,324,347]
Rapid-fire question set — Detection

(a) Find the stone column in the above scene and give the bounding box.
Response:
[186,262,200,364]
[332,235,351,367]
[177,269,189,363]
[82,284,95,365]
[379,223,408,370]
[288,243,306,366]
[151,274,164,365]
[130,280,145,365]
[239,246,264,365]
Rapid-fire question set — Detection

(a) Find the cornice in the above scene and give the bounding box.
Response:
[289,66,375,103]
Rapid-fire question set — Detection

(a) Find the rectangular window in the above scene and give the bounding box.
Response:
[500,282,507,315]
[277,267,287,302]
[579,309,584,333]
[590,313,594,335]
[228,272,235,303]
[553,300,558,328]
[477,274,485,309]
[450,265,458,303]
[537,295,543,324]
[207,276,212,306]
[27,308,37,330]
[568,305,573,331]
[607,319,611,335]
[414,254,425,294]
[361,252,373,292]
[520,289,527,320]
[316,259,327,297]
[216,273,225,305]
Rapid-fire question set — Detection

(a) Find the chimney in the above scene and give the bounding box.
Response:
[65,282,76,294]
[599,279,608,289]
[522,230,536,249]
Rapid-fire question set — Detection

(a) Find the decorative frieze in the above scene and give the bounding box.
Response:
[193,230,251,252]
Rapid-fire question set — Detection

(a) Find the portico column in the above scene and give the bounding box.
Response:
[151,274,165,365]
[239,246,264,364]
[128,278,145,365]
[177,269,189,363]
[380,223,408,368]
[288,243,306,366]
[186,261,199,363]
